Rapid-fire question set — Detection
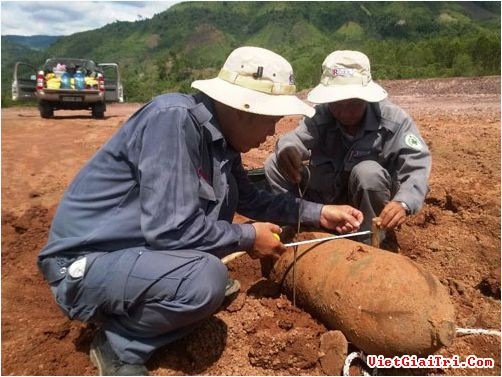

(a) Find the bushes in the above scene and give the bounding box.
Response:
[362,29,500,81]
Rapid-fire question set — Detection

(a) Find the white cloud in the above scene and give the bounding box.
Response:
[1,0,182,36]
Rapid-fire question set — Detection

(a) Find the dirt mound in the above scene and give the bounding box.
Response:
[2,206,97,375]
[2,205,55,274]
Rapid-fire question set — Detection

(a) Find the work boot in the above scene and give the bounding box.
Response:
[225,278,241,297]
[90,330,149,376]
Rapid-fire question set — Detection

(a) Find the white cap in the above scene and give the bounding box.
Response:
[308,50,388,104]
[192,46,315,117]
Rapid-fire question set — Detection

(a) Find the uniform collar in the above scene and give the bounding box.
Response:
[193,92,224,142]
[193,93,239,160]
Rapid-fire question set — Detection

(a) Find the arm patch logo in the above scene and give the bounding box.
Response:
[405,134,423,150]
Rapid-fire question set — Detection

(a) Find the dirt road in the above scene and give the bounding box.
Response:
[2,76,500,375]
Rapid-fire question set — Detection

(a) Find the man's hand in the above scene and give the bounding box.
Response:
[277,146,302,184]
[249,222,287,261]
[378,201,407,229]
[319,205,363,233]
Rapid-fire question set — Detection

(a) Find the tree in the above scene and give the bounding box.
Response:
[453,53,474,77]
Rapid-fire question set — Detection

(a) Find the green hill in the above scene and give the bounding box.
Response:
[1,38,42,106]
[2,1,500,103]
[2,35,61,51]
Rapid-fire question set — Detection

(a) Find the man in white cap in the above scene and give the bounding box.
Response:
[37,46,363,375]
[265,50,431,248]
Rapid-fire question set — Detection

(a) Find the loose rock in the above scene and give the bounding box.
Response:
[319,330,348,376]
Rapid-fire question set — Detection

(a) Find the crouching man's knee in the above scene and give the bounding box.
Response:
[349,160,391,192]
[106,252,228,341]
[179,254,228,317]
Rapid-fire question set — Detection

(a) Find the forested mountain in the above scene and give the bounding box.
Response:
[2,35,62,51]
[2,1,500,104]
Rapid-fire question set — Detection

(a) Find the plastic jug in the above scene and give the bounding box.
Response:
[60,72,71,89]
[74,70,85,90]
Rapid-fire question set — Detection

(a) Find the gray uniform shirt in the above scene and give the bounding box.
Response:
[39,93,322,263]
[276,99,431,214]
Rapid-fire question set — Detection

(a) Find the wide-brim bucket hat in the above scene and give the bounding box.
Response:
[308,50,388,104]
[192,46,315,117]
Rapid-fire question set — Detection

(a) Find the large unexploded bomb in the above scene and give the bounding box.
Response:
[270,233,456,356]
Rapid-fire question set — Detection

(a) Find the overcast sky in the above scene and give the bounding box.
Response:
[1,1,182,36]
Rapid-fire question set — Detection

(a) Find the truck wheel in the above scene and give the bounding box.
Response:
[39,103,54,118]
[92,103,106,119]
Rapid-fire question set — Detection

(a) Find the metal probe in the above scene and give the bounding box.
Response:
[293,166,310,307]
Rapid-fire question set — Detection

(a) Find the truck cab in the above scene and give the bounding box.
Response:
[12,58,123,119]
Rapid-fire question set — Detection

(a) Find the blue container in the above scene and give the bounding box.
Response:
[74,70,85,90]
[60,72,71,89]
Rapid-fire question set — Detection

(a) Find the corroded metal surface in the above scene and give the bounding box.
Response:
[271,233,456,356]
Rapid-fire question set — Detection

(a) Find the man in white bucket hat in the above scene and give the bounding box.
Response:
[38,46,362,375]
[265,50,431,249]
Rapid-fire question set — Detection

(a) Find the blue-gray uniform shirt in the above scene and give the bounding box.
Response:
[38,93,322,266]
[276,99,431,214]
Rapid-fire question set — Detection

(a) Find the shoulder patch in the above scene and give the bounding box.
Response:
[405,134,423,150]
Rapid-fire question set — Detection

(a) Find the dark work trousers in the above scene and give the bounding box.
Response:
[49,248,227,364]
[265,157,394,243]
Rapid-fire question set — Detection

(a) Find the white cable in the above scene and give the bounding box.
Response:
[456,327,501,337]
[343,351,376,376]
[284,230,372,247]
